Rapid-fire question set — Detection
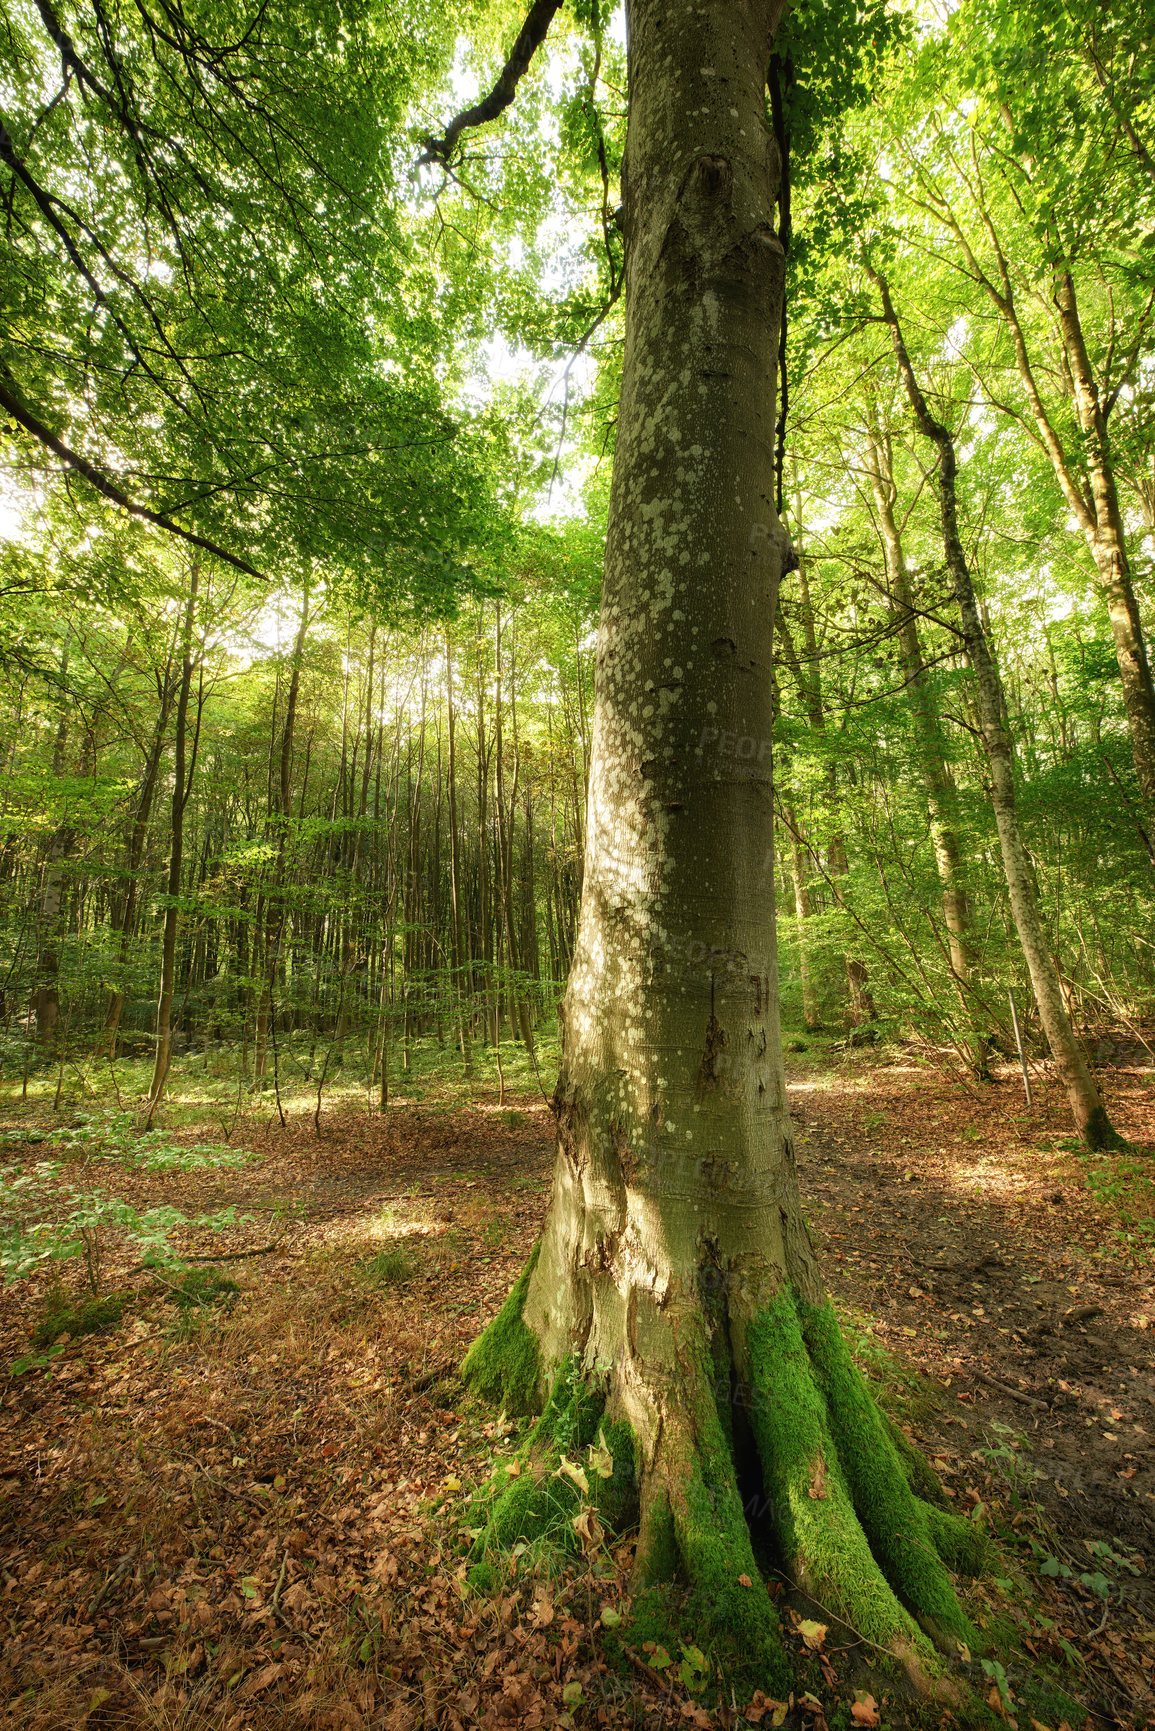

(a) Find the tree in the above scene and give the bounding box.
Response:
[888,1,1155,814]
[460,0,983,1695]
[867,265,1123,1150]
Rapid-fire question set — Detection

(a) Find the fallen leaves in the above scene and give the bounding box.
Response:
[745,1692,788,1725]
[570,1505,603,1553]
[851,1691,880,1727]
[554,1453,589,1495]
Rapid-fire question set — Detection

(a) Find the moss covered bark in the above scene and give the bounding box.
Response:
[461,1242,542,1415]
[463,1248,986,1702]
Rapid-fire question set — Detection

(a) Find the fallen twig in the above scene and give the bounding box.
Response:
[125,1233,287,1275]
[271,1550,290,1628]
[970,1368,1048,1409]
[84,1548,137,1623]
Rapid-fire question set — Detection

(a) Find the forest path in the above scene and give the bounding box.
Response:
[787,1047,1155,1549]
[786,1041,1155,1718]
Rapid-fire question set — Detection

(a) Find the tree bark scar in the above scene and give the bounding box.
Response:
[679,153,732,201]
[696,1012,728,1094]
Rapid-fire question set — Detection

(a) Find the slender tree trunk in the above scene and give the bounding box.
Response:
[870,267,1121,1149]
[924,172,1155,810]
[1051,270,1155,809]
[776,598,874,1026]
[255,595,311,1100]
[445,629,473,1076]
[782,795,820,1030]
[466,5,979,1695]
[863,417,986,1071]
[145,560,201,1125]
[34,640,73,1050]
[99,669,176,1057]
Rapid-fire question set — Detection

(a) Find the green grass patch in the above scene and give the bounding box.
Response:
[165,1268,240,1309]
[361,1245,419,1287]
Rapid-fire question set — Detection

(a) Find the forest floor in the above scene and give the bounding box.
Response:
[1,1039,1154,1731]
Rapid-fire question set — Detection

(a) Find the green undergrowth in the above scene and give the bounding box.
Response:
[1077,1143,1155,1257]
[164,1268,240,1309]
[31,1286,128,1347]
[360,1244,420,1287]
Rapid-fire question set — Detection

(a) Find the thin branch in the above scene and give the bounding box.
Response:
[418,0,563,168]
[0,374,267,579]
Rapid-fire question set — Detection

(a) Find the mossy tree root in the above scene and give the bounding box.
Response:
[738,1291,984,1673]
[463,1250,985,1698]
[460,1243,542,1415]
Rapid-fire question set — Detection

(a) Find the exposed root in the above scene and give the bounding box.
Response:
[462,1245,985,1705]
[461,1243,542,1415]
[635,1338,789,1691]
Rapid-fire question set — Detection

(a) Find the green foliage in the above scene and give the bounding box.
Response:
[0,1156,250,1289]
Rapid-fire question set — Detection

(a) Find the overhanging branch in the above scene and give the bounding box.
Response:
[0,377,267,580]
[418,0,563,167]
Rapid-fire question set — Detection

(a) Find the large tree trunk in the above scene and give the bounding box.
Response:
[464,0,980,1696]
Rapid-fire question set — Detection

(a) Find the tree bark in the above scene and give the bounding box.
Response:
[464,2,980,1694]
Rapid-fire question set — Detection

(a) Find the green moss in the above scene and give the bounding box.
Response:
[467,1561,498,1595]
[533,1350,604,1453]
[1082,1104,1127,1152]
[461,1242,542,1415]
[633,1486,678,1586]
[671,1333,789,1692]
[925,1504,989,1577]
[469,1356,638,1563]
[596,1417,639,1530]
[800,1297,977,1650]
[32,1289,127,1347]
[745,1289,930,1655]
[481,1462,580,1552]
[884,1411,947,1508]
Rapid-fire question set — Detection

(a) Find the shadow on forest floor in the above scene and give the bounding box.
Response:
[0,1044,1152,1729]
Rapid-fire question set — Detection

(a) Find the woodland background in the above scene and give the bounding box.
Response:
[0,0,1154,1726]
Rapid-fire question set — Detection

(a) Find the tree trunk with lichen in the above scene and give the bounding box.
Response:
[464,0,984,1699]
